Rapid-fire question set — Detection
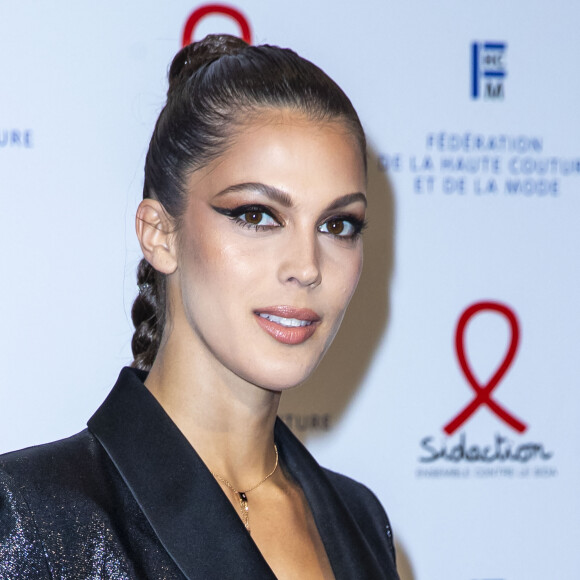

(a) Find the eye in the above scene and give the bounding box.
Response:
[320,218,350,236]
[318,216,365,239]
[211,204,282,231]
[239,210,278,227]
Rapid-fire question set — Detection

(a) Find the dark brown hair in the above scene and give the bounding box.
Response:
[131,34,366,370]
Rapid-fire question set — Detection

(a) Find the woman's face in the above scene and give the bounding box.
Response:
[170,110,366,391]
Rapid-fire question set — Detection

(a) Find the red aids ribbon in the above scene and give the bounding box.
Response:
[444,301,527,435]
[182,4,252,47]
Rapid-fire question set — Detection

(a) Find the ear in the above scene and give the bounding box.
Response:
[135,199,178,275]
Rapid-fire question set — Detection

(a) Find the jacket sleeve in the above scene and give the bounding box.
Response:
[0,469,52,579]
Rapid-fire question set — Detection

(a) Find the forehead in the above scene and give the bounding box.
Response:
[187,109,366,203]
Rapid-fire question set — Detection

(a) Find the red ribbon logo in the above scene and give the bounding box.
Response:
[444,301,527,435]
[182,4,252,47]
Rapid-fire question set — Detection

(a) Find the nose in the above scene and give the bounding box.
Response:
[278,230,322,288]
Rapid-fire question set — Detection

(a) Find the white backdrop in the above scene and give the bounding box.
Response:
[1,2,579,579]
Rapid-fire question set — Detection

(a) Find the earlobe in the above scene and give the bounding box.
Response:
[135,199,178,275]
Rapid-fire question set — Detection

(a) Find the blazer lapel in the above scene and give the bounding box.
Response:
[88,368,276,580]
[274,419,390,580]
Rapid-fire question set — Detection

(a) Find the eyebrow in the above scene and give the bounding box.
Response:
[215,182,367,211]
[215,183,294,207]
[325,192,367,211]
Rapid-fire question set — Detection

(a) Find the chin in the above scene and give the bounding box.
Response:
[256,331,341,392]
[240,356,322,393]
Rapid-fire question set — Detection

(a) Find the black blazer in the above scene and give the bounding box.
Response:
[0,368,399,579]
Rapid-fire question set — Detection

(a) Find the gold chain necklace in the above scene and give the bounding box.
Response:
[210,444,279,533]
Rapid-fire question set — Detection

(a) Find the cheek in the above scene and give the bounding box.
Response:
[180,225,266,300]
[316,246,363,357]
[325,244,364,308]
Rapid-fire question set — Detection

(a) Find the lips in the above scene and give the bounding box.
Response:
[254,306,320,345]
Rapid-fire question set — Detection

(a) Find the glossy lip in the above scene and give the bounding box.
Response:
[254,306,321,345]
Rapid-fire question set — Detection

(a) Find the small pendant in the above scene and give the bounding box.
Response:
[238,492,250,530]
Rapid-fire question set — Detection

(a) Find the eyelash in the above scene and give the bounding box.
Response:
[212,204,367,240]
[213,204,282,231]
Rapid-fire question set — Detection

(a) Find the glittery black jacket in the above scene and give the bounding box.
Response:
[0,367,399,579]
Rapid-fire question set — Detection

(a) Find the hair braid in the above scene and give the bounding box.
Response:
[130,258,166,371]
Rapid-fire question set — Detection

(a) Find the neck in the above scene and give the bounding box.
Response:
[144,330,282,489]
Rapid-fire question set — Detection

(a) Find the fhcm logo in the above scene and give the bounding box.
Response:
[471,42,507,100]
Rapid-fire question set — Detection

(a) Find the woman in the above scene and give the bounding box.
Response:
[0,35,399,579]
